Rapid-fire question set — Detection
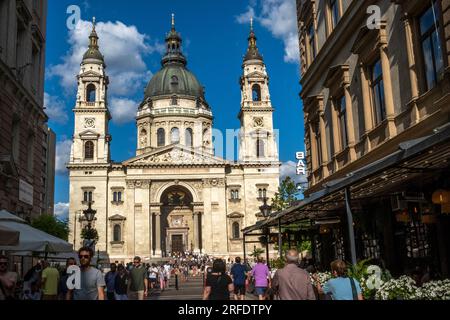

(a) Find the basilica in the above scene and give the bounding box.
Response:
[67,17,280,261]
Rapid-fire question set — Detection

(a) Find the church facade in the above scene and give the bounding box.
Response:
[68,18,280,261]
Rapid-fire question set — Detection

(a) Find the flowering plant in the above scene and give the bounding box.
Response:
[375,276,418,300]
[415,280,450,300]
[310,272,333,287]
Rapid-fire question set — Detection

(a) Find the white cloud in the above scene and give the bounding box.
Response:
[110,98,138,124]
[237,0,299,63]
[280,161,308,186]
[54,202,69,220]
[48,19,164,97]
[236,6,255,24]
[44,92,68,124]
[56,139,73,175]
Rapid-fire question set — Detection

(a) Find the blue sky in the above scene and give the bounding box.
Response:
[46,0,305,218]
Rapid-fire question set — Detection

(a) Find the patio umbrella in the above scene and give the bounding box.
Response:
[0,225,20,246]
[0,210,73,253]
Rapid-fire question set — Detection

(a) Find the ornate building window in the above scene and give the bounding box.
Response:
[113,224,121,242]
[307,22,316,65]
[256,138,265,158]
[252,84,261,101]
[112,191,123,203]
[258,188,267,200]
[418,1,444,91]
[171,95,178,106]
[336,95,348,150]
[140,129,147,148]
[171,75,179,86]
[369,59,386,126]
[84,141,94,160]
[82,188,94,204]
[86,84,96,102]
[185,128,193,147]
[327,0,341,34]
[230,190,240,200]
[171,127,180,144]
[313,120,322,165]
[157,128,165,147]
[232,222,240,239]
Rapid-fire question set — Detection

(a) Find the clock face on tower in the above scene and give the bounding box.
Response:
[253,117,264,128]
[171,216,183,227]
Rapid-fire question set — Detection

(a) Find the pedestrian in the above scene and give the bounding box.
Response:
[203,259,234,300]
[114,264,128,300]
[164,263,171,288]
[230,257,247,301]
[174,265,180,291]
[250,256,271,301]
[104,263,117,300]
[22,262,42,299]
[128,256,148,300]
[58,257,76,300]
[271,249,316,300]
[66,247,106,300]
[0,255,17,301]
[148,264,158,290]
[159,266,166,291]
[313,260,363,300]
[41,260,60,300]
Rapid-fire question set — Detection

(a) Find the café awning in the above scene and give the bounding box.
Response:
[0,225,20,246]
[0,210,73,253]
[243,122,450,234]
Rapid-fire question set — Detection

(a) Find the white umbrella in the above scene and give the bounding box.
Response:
[0,224,20,246]
[0,210,73,253]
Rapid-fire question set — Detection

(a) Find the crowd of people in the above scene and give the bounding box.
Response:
[1,248,373,301]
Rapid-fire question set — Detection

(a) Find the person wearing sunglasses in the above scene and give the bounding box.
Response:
[66,247,106,300]
[0,255,17,301]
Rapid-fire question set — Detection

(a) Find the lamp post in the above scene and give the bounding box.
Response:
[83,201,97,249]
[259,196,272,268]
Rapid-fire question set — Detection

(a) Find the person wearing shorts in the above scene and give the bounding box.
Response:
[230,257,247,300]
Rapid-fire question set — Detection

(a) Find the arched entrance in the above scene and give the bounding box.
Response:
[160,186,193,256]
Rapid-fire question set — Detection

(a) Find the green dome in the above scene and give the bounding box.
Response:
[145,64,204,99]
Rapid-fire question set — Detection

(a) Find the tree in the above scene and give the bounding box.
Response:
[31,214,69,241]
[271,177,300,211]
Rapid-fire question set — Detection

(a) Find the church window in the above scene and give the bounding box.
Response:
[113,225,121,242]
[252,84,261,102]
[171,127,180,144]
[231,190,240,200]
[86,84,96,102]
[258,188,267,199]
[185,128,193,147]
[85,141,94,160]
[171,95,178,105]
[171,76,179,85]
[84,191,93,202]
[157,128,166,147]
[232,222,240,239]
[256,139,265,158]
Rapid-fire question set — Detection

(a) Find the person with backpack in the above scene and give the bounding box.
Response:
[230,257,247,300]
[203,259,234,300]
[313,260,363,300]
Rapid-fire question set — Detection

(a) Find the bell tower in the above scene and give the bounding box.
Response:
[239,19,278,162]
[70,18,111,164]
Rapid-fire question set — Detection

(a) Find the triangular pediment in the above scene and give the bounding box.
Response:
[246,71,266,79]
[124,144,228,166]
[79,129,100,138]
[80,70,102,78]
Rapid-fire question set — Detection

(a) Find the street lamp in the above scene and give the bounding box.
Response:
[259,196,272,268]
[83,201,97,249]
[83,201,97,228]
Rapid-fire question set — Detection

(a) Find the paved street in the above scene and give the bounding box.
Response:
[147,275,258,300]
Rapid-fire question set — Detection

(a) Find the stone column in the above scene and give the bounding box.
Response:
[403,14,420,123]
[379,44,397,137]
[154,211,162,257]
[193,212,200,253]
[360,63,373,152]
[318,110,329,177]
[344,84,357,161]
[330,101,340,171]
[308,121,317,185]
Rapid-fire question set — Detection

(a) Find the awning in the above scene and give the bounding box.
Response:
[0,210,73,253]
[0,225,20,246]
[243,122,450,234]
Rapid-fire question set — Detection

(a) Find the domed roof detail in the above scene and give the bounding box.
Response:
[82,17,104,64]
[244,18,263,63]
[144,15,204,100]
